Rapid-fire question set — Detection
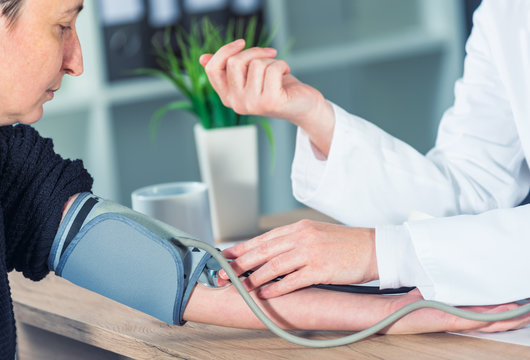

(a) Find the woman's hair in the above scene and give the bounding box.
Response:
[0,0,24,26]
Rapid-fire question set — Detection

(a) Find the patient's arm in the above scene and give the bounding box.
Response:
[59,195,529,335]
[184,285,530,334]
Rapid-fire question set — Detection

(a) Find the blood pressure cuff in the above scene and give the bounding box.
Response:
[48,192,213,325]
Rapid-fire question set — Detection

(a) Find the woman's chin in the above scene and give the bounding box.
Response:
[17,106,44,125]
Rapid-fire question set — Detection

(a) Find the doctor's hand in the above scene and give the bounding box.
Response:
[200,39,335,156]
[218,220,378,298]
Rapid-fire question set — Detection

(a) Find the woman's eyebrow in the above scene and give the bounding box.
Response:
[63,4,84,16]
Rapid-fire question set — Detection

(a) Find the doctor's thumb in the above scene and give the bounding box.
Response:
[199,54,213,67]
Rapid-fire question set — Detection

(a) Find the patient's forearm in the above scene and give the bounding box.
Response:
[183,285,530,334]
[184,284,395,331]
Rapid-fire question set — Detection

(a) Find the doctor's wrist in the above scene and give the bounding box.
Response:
[294,98,335,157]
[366,228,379,282]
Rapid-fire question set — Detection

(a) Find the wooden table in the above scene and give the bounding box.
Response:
[10,209,530,359]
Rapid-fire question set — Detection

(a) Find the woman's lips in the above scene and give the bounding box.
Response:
[46,89,58,99]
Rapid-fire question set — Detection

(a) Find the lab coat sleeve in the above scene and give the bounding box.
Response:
[291,104,460,227]
[406,205,530,305]
[292,1,529,226]
[375,224,435,298]
[291,0,530,304]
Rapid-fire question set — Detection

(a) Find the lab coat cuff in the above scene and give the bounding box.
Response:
[375,224,409,289]
[291,101,355,204]
[376,224,435,297]
[291,127,328,201]
[404,208,530,305]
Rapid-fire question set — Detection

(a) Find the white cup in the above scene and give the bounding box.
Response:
[131,182,214,246]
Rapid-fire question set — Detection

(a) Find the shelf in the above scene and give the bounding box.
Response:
[105,77,180,105]
[286,29,447,74]
[279,0,422,52]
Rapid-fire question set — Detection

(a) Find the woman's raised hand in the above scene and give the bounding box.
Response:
[200,39,335,156]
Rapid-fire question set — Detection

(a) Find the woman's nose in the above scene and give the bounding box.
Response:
[63,32,84,77]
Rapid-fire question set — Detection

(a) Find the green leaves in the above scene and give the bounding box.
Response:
[142,16,276,168]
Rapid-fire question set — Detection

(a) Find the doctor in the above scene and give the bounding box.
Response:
[201,0,530,306]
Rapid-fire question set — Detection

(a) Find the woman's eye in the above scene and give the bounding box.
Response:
[59,25,72,33]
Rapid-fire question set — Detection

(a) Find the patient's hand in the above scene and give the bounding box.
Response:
[219,220,378,299]
[383,289,530,334]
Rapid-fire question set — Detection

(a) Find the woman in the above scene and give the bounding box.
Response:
[1,0,92,358]
[1,1,528,359]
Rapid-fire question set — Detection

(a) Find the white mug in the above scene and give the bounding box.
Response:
[131,182,215,246]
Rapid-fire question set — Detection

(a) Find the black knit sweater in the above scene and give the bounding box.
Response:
[0,124,93,359]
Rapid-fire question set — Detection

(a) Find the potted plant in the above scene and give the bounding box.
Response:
[139,17,275,241]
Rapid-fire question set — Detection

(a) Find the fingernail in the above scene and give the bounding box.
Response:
[258,288,269,298]
[219,269,228,279]
[234,39,245,46]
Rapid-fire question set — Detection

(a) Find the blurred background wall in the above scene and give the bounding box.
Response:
[35,0,482,215]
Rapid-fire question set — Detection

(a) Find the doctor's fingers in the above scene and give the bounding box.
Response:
[238,59,291,116]
[241,250,306,293]
[245,58,290,96]
[262,60,291,97]
[204,44,277,101]
[225,47,278,91]
[201,39,245,93]
[199,53,213,67]
[226,58,278,115]
[257,268,319,299]
[219,220,332,280]
[222,220,303,260]
[243,58,283,97]
[222,234,297,279]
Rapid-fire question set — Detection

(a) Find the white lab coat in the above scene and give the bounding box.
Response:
[291,0,530,305]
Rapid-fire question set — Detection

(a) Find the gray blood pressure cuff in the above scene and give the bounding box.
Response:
[48,192,220,325]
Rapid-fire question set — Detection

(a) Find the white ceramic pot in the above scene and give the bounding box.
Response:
[194,123,259,241]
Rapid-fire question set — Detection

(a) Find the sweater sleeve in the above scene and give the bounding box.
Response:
[0,124,93,281]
